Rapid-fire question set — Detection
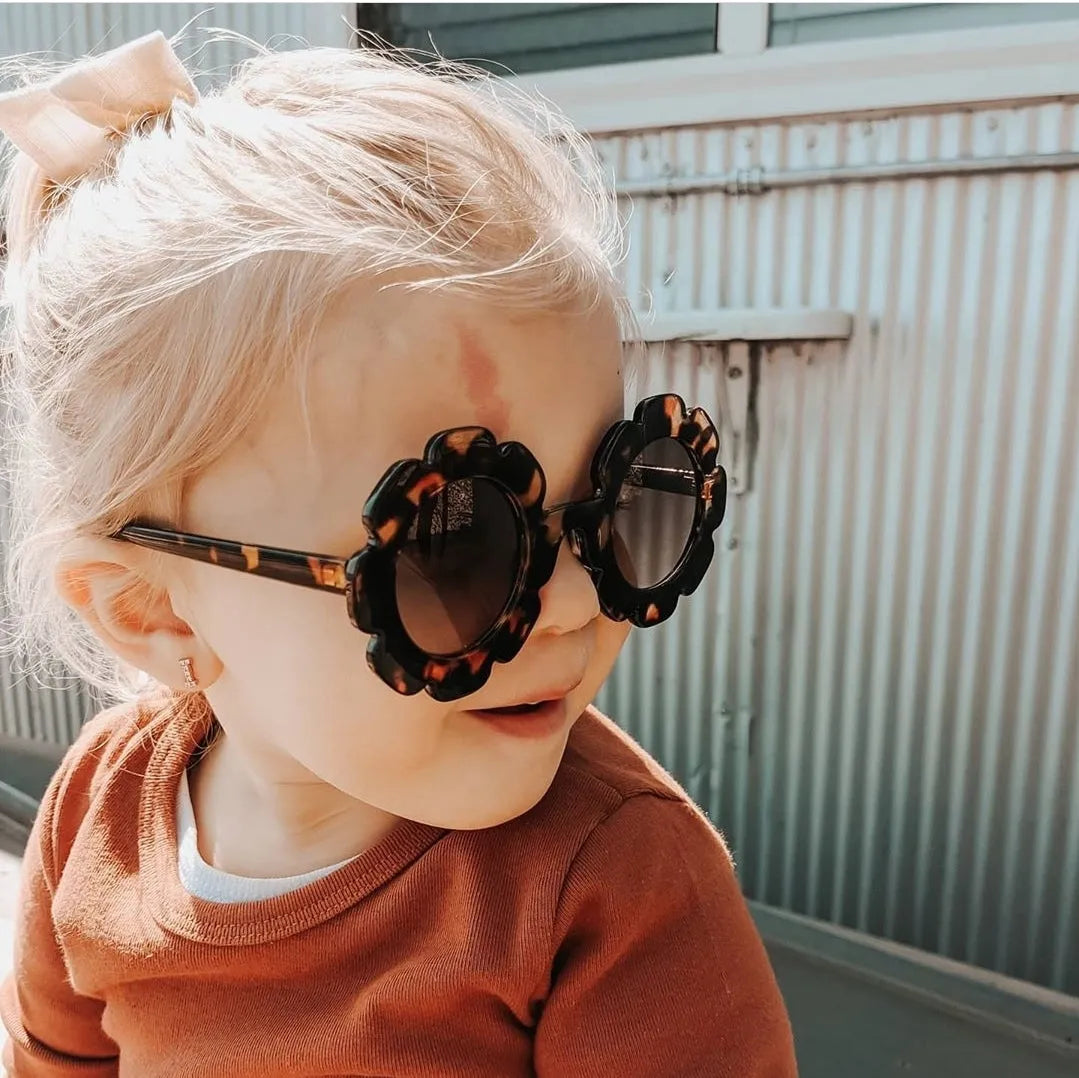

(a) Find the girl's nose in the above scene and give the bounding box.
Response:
[529,531,601,639]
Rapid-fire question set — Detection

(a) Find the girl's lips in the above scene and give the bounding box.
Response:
[470,678,584,712]
[465,698,570,739]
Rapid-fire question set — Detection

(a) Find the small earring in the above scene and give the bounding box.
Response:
[179,657,199,691]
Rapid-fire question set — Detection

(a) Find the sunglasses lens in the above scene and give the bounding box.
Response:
[395,477,521,655]
[613,437,699,589]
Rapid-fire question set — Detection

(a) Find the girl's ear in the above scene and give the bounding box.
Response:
[54,536,223,692]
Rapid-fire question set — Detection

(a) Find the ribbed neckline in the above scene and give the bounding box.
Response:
[176,770,357,904]
[139,694,449,946]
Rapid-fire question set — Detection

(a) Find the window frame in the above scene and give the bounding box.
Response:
[355,2,725,76]
[507,7,1079,134]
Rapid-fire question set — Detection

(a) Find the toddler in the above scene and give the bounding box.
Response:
[0,29,796,1077]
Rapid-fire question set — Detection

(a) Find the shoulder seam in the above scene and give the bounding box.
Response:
[39,716,116,891]
[558,756,685,807]
[44,694,174,888]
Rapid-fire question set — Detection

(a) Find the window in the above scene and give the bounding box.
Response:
[768,3,1079,47]
[355,3,718,74]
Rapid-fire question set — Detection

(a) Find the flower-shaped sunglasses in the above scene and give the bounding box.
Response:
[112,394,726,702]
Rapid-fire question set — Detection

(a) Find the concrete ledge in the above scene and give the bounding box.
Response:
[633,309,854,343]
[750,901,1079,1057]
[0,735,63,806]
[0,783,37,833]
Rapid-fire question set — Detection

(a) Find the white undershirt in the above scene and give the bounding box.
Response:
[176,769,356,904]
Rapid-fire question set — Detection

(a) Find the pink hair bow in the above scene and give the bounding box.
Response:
[0,30,198,184]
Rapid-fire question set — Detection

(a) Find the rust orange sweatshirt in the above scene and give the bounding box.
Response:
[1,690,796,1077]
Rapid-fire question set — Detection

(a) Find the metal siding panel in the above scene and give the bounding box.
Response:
[595,99,1079,994]
[884,111,954,945]
[938,106,1026,963]
[1047,470,1079,991]
[0,4,353,75]
[1024,107,1079,989]
[972,105,1055,975]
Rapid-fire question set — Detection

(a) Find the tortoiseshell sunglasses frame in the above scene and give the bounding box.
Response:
[112,393,727,702]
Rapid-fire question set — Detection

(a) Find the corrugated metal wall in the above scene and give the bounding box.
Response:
[0,3,355,745]
[2,1,1077,1000]
[0,3,353,88]
[594,101,1079,994]
[0,391,100,743]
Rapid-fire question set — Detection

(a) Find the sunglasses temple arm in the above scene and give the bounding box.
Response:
[626,463,711,499]
[541,464,724,517]
[113,525,350,594]
[702,468,726,505]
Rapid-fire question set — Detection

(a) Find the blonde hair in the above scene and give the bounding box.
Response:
[0,30,628,703]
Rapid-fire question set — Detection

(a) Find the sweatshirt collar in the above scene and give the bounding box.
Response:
[138,693,448,946]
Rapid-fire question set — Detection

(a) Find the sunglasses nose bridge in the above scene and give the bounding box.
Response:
[540,495,606,558]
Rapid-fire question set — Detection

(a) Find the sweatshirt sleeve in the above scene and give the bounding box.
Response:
[533,793,798,1078]
[0,745,119,1077]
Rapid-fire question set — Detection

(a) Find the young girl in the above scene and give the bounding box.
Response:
[0,29,796,1077]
